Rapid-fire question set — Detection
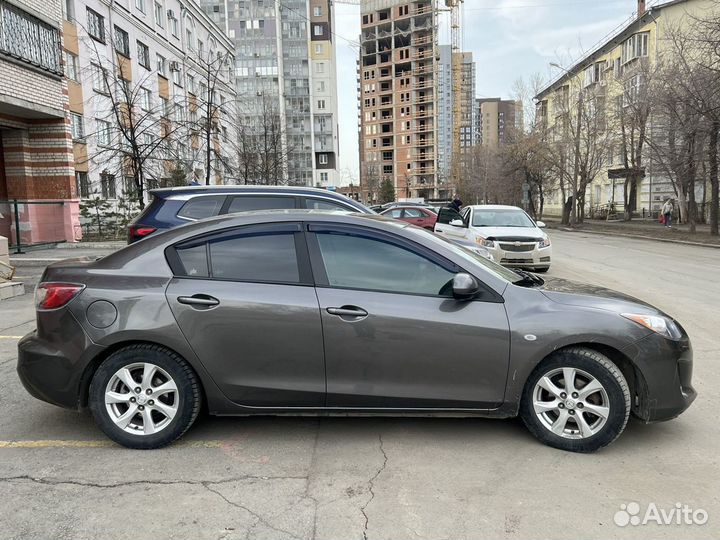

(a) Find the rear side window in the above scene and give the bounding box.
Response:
[226,196,296,213]
[177,196,226,220]
[176,244,209,277]
[210,234,299,283]
[304,198,352,212]
[404,209,423,218]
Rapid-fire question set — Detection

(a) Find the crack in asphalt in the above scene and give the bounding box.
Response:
[0,319,34,334]
[360,434,388,540]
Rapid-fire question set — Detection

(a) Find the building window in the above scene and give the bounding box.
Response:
[65,52,79,81]
[114,26,130,56]
[622,32,649,64]
[172,64,182,86]
[313,25,322,36]
[317,99,325,110]
[160,96,170,118]
[169,13,178,36]
[140,87,152,111]
[314,44,323,55]
[76,172,90,198]
[156,53,166,76]
[319,154,328,165]
[64,0,74,21]
[70,113,85,141]
[96,119,112,146]
[187,74,195,94]
[313,6,322,16]
[197,39,204,56]
[90,63,106,93]
[101,172,117,199]
[136,0,145,13]
[137,41,150,68]
[154,2,164,28]
[86,8,105,42]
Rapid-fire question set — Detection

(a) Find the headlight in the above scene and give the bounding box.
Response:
[476,237,494,248]
[621,313,683,340]
[469,246,493,260]
[538,237,551,248]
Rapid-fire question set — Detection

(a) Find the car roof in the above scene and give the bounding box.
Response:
[380,205,431,212]
[150,185,356,200]
[466,205,526,211]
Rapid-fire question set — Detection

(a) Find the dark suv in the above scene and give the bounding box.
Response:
[128,185,371,243]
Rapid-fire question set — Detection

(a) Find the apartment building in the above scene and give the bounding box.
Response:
[359,0,441,203]
[535,0,713,217]
[477,98,521,147]
[438,45,476,182]
[0,0,79,245]
[201,0,341,188]
[64,0,237,203]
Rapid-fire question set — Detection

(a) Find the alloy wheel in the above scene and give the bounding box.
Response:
[104,362,179,435]
[532,367,610,439]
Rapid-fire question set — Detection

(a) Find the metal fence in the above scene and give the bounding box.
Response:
[0,0,62,75]
[0,200,68,254]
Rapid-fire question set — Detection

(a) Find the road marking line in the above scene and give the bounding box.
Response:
[0,440,224,448]
[0,336,23,339]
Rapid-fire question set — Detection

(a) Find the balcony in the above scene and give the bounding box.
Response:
[0,0,62,75]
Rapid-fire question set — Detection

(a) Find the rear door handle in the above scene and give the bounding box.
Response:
[326,306,368,319]
[178,295,220,307]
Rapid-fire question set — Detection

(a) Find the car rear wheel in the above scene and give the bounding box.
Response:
[520,348,630,453]
[89,344,201,449]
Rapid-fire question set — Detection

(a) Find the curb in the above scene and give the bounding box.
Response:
[9,258,70,267]
[551,226,720,249]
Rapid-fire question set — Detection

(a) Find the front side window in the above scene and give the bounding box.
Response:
[226,196,296,214]
[437,207,462,224]
[315,233,455,296]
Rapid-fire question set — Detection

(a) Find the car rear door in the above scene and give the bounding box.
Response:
[306,223,510,409]
[165,223,325,407]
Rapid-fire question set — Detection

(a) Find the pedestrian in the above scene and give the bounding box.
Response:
[661,198,674,228]
[449,195,462,212]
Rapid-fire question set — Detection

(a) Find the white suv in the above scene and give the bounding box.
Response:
[434,205,552,272]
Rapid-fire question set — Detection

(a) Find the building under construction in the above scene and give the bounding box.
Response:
[358,0,444,203]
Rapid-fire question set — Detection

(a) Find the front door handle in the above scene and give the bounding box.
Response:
[326,306,368,319]
[178,295,220,308]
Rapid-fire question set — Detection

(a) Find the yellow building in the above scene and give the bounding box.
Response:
[535,0,713,218]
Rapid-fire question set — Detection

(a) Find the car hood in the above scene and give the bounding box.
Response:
[469,226,544,240]
[538,276,659,314]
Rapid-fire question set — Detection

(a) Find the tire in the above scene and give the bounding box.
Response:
[520,347,630,453]
[89,344,202,449]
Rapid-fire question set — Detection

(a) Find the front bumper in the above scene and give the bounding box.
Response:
[624,332,696,422]
[488,244,552,269]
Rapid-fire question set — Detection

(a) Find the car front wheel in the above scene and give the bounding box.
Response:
[89,344,202,449]
[520,348,631,453]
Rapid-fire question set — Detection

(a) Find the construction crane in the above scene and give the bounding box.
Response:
[446,0,464,191]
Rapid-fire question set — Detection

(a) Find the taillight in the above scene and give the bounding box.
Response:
[128,225,156,242]
[35,283,84,310]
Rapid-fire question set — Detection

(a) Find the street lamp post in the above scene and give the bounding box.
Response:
[550,62,582,227]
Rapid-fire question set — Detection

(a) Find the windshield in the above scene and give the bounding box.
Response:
[405,227,524,284]
[472,209,536,228]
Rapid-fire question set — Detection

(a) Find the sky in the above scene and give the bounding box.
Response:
[331,0,656,186]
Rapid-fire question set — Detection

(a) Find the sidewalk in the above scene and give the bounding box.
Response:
[9,242,124,267]
[545,218,720,247]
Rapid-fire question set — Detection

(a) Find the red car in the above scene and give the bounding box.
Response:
[381,206,438,230]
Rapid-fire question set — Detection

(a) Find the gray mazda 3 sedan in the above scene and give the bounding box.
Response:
[17,212,696,452]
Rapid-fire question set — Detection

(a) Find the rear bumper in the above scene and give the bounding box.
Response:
[624,332,696,422]
[17,327,105,410]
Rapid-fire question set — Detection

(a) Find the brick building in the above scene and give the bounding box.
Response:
[0,0,79,244]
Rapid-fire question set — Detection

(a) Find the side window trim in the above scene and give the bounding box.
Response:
[219,194,301,214]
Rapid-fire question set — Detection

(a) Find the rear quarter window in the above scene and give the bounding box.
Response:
[177,196,227,220]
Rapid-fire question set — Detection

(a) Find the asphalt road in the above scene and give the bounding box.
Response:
[0,231,718,539]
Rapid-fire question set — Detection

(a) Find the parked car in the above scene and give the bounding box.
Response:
[127,185,372,243]
[435,205,552,272]
[380,206,438,230]
[19,212,695,452]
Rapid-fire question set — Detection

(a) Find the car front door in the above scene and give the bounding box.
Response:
[165,223,325,407]
[307,224,510,409]
[434,207,470,241]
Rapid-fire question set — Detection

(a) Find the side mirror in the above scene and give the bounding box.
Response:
[452,273,480,301]
[449,219,465,228]
[536,221,546,228]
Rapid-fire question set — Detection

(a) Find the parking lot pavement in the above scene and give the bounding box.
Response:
[0,231,718,539]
